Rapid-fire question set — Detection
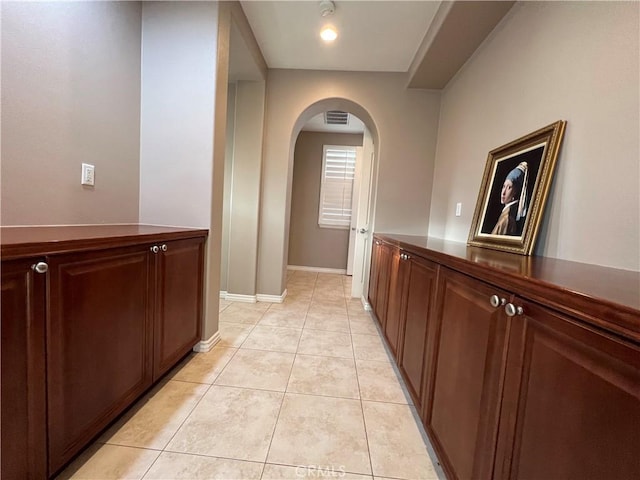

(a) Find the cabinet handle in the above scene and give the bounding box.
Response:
[505,303,524,317]
[31,262,48,274]
[375,240,380,245]
[150,245,160,254]
[161,244,168,252]
[490,295,506,308]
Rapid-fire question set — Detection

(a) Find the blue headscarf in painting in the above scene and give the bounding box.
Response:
[506,162,528,221]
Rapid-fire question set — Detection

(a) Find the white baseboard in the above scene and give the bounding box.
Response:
[361,295,372,311]
[287,265,347,274]
[193,331,221,353]
[256,289,288,303]
[219,291,227,299]
[224,293,257,303]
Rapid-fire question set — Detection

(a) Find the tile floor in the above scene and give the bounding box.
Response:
[58,271,443,480]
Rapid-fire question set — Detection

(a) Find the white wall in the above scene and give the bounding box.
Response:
[258,70,441,295]
[429,1,640,271]
[1,1,141,225]
[139,2,218,228]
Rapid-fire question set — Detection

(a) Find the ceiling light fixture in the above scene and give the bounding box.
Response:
[320,26,338,42]
[319,0,335,17]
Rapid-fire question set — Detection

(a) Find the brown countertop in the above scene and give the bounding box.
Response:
[1,224,208,260]
[376,233,640,341]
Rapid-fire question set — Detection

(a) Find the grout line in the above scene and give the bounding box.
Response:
[261,279,314,469]
[352,314,376,479]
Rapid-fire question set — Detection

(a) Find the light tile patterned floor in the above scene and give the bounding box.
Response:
[58,272,443,480]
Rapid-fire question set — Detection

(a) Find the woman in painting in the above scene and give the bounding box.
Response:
[492,161,529,236]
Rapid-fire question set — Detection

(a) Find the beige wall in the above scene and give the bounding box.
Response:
[220,83,236,292]
[139,1,217,229]
[258,70,441,295]
[289,131,364,270]
[429,1,640,271]
[226,80,266,296]
[1,2,141,225]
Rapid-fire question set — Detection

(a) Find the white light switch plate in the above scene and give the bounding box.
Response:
[455,202,462,217]
[81,163,95,186]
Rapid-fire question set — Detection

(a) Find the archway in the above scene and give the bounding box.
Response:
[284,98,381,303]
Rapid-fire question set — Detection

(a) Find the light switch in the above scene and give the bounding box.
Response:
[455,202,462,217]
[81,163,95,186]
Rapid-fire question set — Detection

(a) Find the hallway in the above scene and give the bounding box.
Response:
[59,271,440,480]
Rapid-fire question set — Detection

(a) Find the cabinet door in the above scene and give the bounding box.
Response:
[1,259,47,480]
[425,268,511,480]
[384,247,407,358]
[368,239,382,315]
[369,240,392,331]
[495,299,640,480]
[397,254,437,410]
[152,237,205,380]
[47,247,153,475]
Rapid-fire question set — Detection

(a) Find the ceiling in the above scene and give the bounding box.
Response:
[240,1,440,72]
[238,1,515,89]
[235,1,514,132]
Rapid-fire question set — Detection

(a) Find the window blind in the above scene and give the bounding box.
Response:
[318,145,357,228]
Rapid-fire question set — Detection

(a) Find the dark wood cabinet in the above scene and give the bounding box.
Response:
[0,225,207,479]
[368,239,392,328]
[494,298,640,480]
[383,246,406,356]
[1,259,47,480]
[397,253,437,411]
[151,237,205,380]
[46,246,153,474]
[426,268,511,480]
[368,233,640,480]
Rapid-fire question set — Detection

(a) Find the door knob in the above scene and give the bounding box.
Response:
[505,303,524,317]
[31,262,48,274]
[490,295,506,308]
[359,228,368,234]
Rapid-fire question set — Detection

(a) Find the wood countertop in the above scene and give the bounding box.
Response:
[376,233,640,342]
[1,225,208,260]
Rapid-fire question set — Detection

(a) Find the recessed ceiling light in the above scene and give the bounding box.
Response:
[320,27,338,42]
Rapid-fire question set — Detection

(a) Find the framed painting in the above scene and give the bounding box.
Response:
[467,120,566,255]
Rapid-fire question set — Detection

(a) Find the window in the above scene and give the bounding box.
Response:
[318,145,357,229]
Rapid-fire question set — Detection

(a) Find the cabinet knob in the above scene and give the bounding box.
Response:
[490,295,506,308]
[161,244,168,252]
[31,262,48,274]
[150,245,160,254]
[375,240,380,245]
[505,303,524,317]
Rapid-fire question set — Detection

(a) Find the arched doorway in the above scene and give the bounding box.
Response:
[285,98,380,303]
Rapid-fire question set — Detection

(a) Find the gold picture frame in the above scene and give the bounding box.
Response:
[467,120,566,255]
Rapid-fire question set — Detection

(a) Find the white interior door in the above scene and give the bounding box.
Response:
[346,146,363,276]
[349,128,375,298]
